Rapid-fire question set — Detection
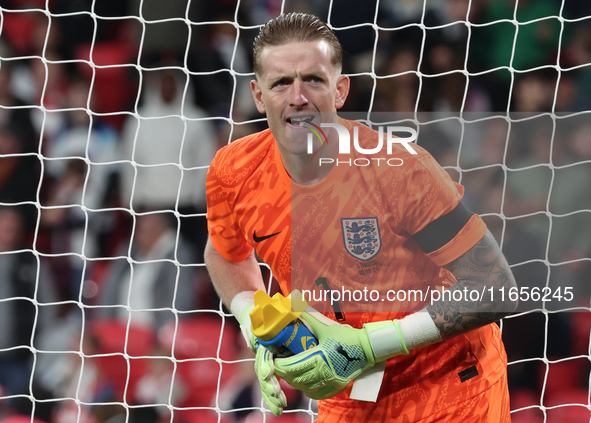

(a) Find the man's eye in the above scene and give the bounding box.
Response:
[311,77,322,83]
[274,80,287,87]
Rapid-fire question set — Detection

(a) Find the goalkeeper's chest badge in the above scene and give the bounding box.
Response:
[341,218,381,261]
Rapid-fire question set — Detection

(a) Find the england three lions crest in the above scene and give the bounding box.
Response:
[342,218,381,261]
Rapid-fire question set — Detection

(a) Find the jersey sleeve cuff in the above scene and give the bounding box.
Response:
[208,226,254,263]
[426,214,487,267]
[216,244,253,263]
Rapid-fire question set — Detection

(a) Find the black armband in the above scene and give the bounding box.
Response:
[412,202,474,254]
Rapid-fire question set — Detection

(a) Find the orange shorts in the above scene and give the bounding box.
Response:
[316,372,511,423]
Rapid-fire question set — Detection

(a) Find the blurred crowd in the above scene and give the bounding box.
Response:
[0,0,590,422]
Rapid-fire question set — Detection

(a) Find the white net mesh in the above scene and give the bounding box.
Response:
[0,0,590,422]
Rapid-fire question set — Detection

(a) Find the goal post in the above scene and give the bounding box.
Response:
[0,1,590,422]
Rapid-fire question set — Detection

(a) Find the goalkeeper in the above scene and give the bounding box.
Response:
[204,12,518,423]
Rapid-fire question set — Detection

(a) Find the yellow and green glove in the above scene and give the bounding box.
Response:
[232,293,287,416]
[274,309,409,400]
[254,344,287,415]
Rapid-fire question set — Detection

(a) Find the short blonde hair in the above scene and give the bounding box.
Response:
[253,12,343,78]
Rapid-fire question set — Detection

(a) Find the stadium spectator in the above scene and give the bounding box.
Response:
[133,344,187,423]
[550,121,591,293]
[188,18,254,119]
[465,0,561,111]
[40,77,120,299]
[39,157,88,300]
[0,57,40,230]
[374,46,420,113]
[0,127,39,227]
[0,52,38,156]
[560,25,591,111]
[38,329,103,423]
[0,206,58,395]
[97,210,197,331]
[378,0,447,58]
[470,0,561,72]
[506,118,591,265]
[120,68,216,258]
[27,52,70,144]
[511,70,557,113]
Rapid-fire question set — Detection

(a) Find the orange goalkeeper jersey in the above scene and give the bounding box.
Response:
[206,119,507,421]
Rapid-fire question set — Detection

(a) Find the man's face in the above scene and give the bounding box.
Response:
[251,40,349,156]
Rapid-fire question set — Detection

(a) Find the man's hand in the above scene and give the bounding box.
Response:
[237,301,287,416]
[274,310,409,400]
[255,346,287,415]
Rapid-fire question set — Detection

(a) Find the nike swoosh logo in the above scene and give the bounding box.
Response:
[253,230,281,243]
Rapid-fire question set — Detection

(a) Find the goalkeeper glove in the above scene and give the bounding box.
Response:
[273,309,410,400]
[254,343,287,416]
[231,291,287,416]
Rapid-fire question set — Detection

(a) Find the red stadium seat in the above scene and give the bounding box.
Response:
[88,319,155,402]
[545,388,590,423]
[0,12,39,55]
[171,409,226,423]
[571,311,591,356]
[0,417,48,423]
[7,0,48,7]
[539,358,586,398]
[158,315,239,422]
[511,388,544,423]
[75,41,138,129]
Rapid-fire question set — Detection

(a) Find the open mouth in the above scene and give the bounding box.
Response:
[287,114,329,145]
[287,115,315,126]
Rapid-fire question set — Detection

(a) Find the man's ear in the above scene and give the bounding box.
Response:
[251,79,266,114]
[335,74,350,110]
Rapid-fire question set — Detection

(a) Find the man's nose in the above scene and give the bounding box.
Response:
[289,80,309,108]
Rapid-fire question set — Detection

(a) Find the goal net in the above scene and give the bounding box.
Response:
[0,0,590,422]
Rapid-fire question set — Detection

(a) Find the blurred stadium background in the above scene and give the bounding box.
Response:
[0,0,591,422]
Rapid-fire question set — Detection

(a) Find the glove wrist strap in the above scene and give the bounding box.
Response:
[365,309,442,361]
[398,308,442,350]
[230,291,256,325]
[365,320,409,361]
[230,291,257,351]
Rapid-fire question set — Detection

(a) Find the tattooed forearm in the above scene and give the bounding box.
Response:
[426,230,518,340]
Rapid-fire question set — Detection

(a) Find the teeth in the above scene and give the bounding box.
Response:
[289,116,314,125]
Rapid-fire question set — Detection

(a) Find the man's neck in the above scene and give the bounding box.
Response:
[278,139,339,185]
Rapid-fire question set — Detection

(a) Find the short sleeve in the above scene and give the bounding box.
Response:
[399,151,487,266]
[206,152,254,263]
